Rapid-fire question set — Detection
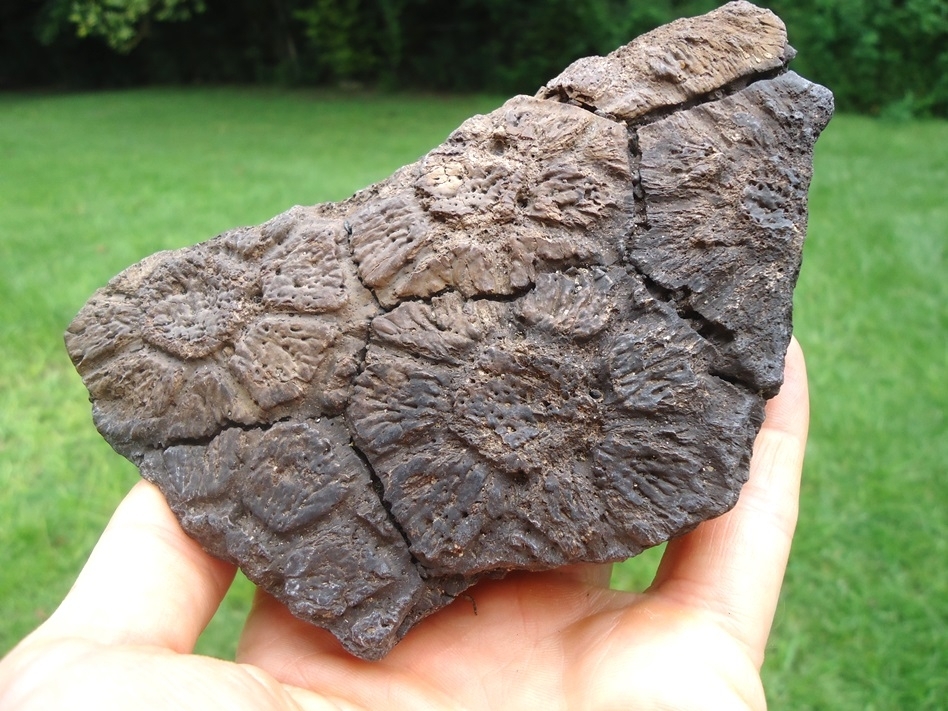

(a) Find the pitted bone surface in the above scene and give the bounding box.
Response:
[65,1,833,660]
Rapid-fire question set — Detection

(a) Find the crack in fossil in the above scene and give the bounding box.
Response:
[349,435,423,570]
[540,49,791,130]
[624,126,745,391]
[626,64,790,127]
[533,58,793,396]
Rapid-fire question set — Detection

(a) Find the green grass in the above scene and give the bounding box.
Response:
[1,89,945,707]
[767,115,948,709]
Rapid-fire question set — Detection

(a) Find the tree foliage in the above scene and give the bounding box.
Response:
[40,0,206,52]
[3,0,946,117]
[768,0,948,116]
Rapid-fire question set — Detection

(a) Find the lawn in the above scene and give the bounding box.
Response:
[1,88,945,708]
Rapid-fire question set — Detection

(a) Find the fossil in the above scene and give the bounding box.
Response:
[65,1,833,660]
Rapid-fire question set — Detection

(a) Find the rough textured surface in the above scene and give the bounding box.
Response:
[65,1,833,660]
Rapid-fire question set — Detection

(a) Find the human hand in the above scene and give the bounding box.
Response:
[0,339,808,711]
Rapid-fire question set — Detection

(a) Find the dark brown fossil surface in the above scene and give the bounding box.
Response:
[65,1,833,660]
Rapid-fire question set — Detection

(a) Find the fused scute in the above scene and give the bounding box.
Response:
[65,3,832,660]
[349,269,762,578]
[634,71,833,395]
[229,316,337,410]
[349,195,429,290]
[262,221,349,314]
[539,0,793,121]
[141,248,260,361]
[139,418,426,659]
[346,95,631,307]
[64,292,142,367]
[517,268,622,340]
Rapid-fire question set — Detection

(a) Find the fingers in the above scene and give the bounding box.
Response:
[238,589,344,663]
[33,481,237,653]
[649,337,809,666]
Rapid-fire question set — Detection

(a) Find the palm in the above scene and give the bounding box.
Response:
[0,340,807,711]
[238,565,764,710]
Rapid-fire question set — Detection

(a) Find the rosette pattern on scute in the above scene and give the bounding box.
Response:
[66,207,378,449]
[349,268,763,578]
[346,95,632,307]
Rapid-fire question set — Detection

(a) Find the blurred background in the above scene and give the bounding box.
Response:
[1,1,945,708]
[3,0,947,117]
